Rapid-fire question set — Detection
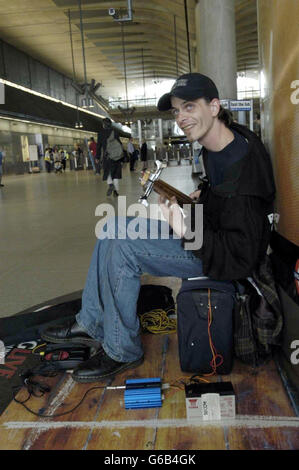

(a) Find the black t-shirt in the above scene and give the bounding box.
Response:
[207,129,248,186]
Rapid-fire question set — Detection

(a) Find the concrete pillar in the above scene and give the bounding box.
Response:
[195,0,237,100]
[158,118,163,145]
[137,119,142,146]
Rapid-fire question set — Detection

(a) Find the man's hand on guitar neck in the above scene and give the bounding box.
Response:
[189,189,201,201]
[158,195,187,238]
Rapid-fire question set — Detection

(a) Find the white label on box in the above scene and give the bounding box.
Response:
[186,391,235,420]
[201,393,221,420]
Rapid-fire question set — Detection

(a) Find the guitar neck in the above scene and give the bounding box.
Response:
[153,179,194,207]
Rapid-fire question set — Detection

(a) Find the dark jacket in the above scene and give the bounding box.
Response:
[184,123,276,281]
[96,128,122,180]
[140,142,147,161]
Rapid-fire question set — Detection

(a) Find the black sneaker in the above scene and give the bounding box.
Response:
[113,190,119,197]
[106,185,113,196]
[72,349,144,383]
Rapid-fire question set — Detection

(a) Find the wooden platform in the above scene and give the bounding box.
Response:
[0,332,298,450]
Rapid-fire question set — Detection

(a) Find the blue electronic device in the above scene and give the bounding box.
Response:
[124,377,162,409]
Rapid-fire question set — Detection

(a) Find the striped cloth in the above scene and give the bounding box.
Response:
[234,254,283,367]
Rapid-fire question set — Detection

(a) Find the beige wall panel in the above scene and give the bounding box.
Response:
[258,0,299,245]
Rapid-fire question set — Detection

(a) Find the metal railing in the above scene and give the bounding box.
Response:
[108,97,158,109]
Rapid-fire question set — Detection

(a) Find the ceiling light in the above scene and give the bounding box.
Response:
[0,79,106,119]
[0,115,92,134]
[82,96,94,109]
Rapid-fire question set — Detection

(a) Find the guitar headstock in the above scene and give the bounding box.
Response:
[138,160,167,206]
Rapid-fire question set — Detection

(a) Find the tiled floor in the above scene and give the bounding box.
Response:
[0,160,196,318]
[1,160,299,450]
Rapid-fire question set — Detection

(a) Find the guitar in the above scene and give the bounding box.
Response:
[139,160,194,208]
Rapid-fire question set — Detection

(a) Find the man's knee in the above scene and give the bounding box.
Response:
[99,216,132,240]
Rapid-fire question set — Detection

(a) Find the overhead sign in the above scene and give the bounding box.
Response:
[229,100,252,111]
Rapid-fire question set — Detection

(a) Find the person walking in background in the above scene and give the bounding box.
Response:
[89,137,100,174]
[53,146,60,170]
[60,149,67,172]
[140,140,148,170]
[54,151,63,174]
[64,149,70,170]
[0,149,4,187]
[97,118,123,197]
[44,148,52,173]
[128,137,137,171]
[76,144,84,169]
[70,148,76,170]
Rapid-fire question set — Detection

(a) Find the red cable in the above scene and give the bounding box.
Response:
[203,289,224,376]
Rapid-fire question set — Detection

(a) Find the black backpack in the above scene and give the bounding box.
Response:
[137,285,175,316]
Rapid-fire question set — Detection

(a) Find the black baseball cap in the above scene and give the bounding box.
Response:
[157,73,219,111]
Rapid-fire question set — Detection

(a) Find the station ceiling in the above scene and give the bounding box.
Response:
[0,0,258,121]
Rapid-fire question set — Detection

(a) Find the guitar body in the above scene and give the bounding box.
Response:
[138,162,195,208]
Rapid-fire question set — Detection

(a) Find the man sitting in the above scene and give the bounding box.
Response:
[42,73,276,382]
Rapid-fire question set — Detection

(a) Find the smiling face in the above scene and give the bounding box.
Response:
[170,96,220,144]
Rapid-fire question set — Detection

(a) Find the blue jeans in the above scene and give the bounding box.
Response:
[76,217,203,362]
